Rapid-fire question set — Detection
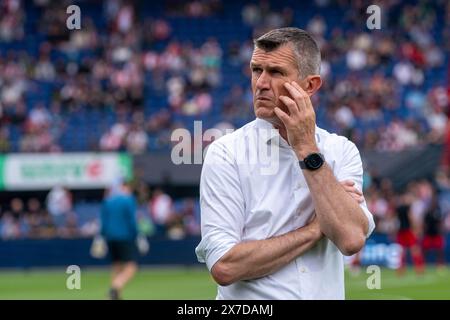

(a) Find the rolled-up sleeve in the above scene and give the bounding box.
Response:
[195,141,245,271]
[336,140,376,238]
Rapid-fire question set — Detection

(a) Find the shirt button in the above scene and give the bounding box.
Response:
[300,267,307,273]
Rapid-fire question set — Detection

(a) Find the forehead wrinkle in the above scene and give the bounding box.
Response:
[251,45,299,72]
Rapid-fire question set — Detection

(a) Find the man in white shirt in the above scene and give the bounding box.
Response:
[195,27,375,300]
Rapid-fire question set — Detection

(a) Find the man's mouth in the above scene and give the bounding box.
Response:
[256,96,272,101]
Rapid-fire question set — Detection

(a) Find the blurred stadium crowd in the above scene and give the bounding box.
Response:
[1,0,449,153]
[0,0,449,253]
[0,184,201,240]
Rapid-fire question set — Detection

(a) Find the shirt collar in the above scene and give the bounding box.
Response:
[255,117,321,148]
[255,118,280,144]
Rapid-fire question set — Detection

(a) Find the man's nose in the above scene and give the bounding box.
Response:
[255,70,271,91]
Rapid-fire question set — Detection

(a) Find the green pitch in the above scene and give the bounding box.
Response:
[0,265,448,300]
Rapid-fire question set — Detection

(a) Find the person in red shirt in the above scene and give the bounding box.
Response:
[396,192,425,275]
[422,193,446,269]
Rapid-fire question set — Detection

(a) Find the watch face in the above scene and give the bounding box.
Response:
[306,153,324,169]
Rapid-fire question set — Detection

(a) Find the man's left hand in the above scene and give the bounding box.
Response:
[340,180,365,204]
[274,81,319,160]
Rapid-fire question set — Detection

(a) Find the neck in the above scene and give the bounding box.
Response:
[262,117,290,144]
[273,124,289,144]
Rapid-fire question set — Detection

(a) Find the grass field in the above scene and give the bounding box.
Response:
[0,265,449,300]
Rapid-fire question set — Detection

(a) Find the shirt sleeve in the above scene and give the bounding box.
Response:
[335,139,376,238]
[195,141,246,271]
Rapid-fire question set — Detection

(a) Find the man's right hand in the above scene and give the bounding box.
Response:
[340,180,365,203]
[211,212,326,285]
[304,214,323,241]
[302,181,365,242]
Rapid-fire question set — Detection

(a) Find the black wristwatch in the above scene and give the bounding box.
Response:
[299,153,325,171]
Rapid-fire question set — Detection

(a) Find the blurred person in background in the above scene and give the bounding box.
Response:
[46,185,73,231]
[0,212,20,240]
[26,197,57,239]
[422,192,446,270]
[100,179,139,300]
[149,188,174,236]
[0,198,24,239]
[395,191,425,275]
[180,198,201,236]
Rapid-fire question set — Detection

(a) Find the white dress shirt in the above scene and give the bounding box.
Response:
[195,118,375,300]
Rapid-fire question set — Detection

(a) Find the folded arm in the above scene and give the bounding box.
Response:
[211,216,322,286]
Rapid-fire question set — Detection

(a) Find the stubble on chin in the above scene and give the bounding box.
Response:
[255,108,283,128]
[265,116,284,128]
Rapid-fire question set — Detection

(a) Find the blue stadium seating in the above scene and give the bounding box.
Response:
[1,0,447,152]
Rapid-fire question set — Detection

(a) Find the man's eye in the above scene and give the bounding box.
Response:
[252,68,262,73]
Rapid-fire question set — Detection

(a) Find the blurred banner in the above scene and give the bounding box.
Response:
[132,145,443,187]
[0,153,132,190]
[352,239,403,270]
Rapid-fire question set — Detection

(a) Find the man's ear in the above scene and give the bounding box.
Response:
[305,75,322,96]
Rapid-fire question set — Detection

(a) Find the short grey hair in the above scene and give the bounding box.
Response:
[254,27,321,77]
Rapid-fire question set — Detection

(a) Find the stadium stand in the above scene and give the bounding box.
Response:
[0,0,449,270]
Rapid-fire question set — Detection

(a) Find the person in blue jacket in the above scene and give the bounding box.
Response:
[101,179,138,300]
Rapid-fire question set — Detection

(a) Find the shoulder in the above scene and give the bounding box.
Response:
[210,119,257,146]
[316,128,362,166]
[316,126,354,148]
[204,119,258,161]
[316,126,360,159]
